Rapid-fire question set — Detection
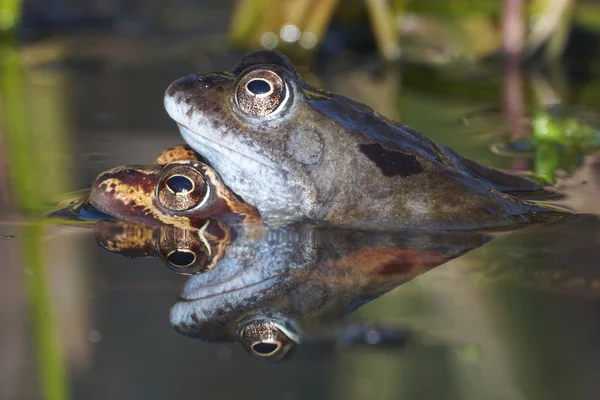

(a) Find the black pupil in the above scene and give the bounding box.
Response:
[166,175,193,193]
[247,79,271,95]
[167,250,196,267]
[253,342,278,355]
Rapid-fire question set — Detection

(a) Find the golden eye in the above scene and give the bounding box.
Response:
[235,69,288,117]
[156,165,210,211]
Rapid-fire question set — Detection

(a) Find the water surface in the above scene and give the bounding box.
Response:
[1,42,600,400]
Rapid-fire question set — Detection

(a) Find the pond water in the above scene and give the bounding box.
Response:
[2,37,600,400]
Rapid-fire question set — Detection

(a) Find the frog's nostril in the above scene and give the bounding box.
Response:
[195,76,216,89]
[169,75,204,93]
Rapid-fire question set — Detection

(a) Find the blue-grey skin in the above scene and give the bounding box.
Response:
[169,225,490,361]
[164,50,556,230]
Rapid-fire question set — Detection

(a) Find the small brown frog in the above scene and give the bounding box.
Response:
[88,145,260,228]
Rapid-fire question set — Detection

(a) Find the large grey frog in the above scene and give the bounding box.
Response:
[164,50,561,230]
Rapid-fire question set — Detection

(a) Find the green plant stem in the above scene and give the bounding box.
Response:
[365,0,401,60]
[22,225,70,400]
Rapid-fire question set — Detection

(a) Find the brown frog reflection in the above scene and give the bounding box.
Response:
[87,145,260,227]
[94,219,231,275]
[94,218,489,360]
[92,212,600,361]
[164,50,563,230]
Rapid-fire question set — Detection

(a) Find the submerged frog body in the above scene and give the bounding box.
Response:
[165,51,558,230]
[88,145,260,228]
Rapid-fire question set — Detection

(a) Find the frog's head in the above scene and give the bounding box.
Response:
[164,51,338,224]
[88,159,259,227]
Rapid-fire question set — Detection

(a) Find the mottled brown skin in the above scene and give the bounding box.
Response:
[87,145,260,228]
[164,51,563,230]
[155,145,199,165]
[94,219,231,275]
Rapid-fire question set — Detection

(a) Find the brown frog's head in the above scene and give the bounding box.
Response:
[88,145,260,228]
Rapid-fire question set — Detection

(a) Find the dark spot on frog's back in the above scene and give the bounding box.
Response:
[359,143,423,177]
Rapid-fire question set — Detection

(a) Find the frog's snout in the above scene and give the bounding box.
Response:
[165,74,196,99]
[165,73,231,101]
[88,169,123,215]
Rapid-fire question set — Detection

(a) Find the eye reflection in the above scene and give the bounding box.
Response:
[240,320,296,362]
[251,341,280,356]
[166,249,197,268]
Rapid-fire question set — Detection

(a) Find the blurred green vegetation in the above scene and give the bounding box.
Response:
[1,3,71,399]
[531,110,600,183]
[0,54,71,400]
[0,0,21,38]
[22,225,71,400]
[229,0,583,63]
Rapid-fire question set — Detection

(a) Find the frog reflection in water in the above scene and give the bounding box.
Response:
[95,219,231,275]
[87,145,260,227]
[170,227,489,361]
[94,220,490,361]
[164,51,562,230]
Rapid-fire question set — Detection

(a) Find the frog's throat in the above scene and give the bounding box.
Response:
[176,122,280,173]
[164,91,281,172]
[176,124,307,223]
[176,124,284,187]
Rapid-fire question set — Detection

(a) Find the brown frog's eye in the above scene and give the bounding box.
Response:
[156,165,210,212]
[235,69,288,117]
